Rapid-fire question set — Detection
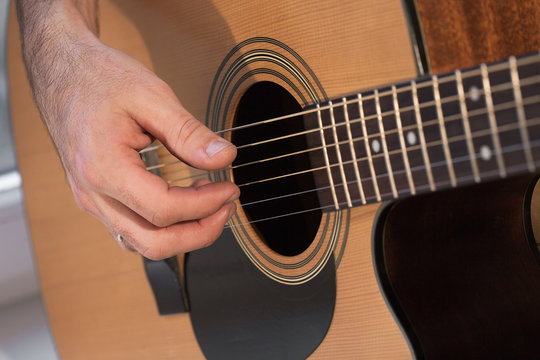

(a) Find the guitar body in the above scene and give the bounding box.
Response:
[7,0,540,359]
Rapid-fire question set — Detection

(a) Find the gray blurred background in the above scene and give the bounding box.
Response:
[0,1,58,359]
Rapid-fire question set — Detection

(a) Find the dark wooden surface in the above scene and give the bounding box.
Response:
[416,0,540,73]
[381,175,540,359]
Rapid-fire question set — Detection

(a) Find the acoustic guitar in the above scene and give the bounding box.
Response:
[7,0,540,358]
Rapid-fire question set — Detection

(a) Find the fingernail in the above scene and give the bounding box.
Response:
[226,190,240,203]
[227,203,237,220]
[205,138,233,157]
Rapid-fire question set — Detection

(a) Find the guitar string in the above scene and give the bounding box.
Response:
[147,71,540,175]
[140,52,540,155]
[160,90,540,188]
[189,113,540,211]
[138,54,540,225]
[223,136,540,229]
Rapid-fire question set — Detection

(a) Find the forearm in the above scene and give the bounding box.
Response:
[16,0,100,157]
[17,0,98,36]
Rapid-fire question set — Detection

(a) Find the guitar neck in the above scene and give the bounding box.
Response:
[307,51,540,211]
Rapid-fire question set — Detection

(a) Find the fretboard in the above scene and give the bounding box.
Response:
[304,51,540,211]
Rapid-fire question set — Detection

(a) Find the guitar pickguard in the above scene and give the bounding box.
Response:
[186,228,336,359]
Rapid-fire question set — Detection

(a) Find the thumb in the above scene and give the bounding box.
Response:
[129,82,237,170]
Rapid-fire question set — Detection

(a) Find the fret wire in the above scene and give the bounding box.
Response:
[510,56,535,172]
[412,81,436,191]
[433,75,457,187]
[317,104,339,209]
[359,93,381,202]
[392,85,415,195]
[329,101,352,207]
[343,97,366,204]
[375,89,398,198]
[455,70,480,183]
[481,63,506,178]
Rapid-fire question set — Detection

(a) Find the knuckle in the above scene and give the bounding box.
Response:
[141,243,166,261]
[171,117,202,151]
[72,190,94,213]
[202,232,219,248]
[154,78,174,95]
[149,206,174,228]
[203,237,216,248]
[79,163,105,191]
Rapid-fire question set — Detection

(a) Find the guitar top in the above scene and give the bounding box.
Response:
[7,0,540,358]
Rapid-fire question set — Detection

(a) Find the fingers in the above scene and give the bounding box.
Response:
[100,148,239,227]
[98,194,236,260]
[126,80,237,171]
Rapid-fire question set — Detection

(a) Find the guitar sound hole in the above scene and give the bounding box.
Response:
[232,82,321,256]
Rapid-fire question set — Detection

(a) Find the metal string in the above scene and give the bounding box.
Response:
[159,91,540,187]
[147,71,540,177]
[224,137,540,229]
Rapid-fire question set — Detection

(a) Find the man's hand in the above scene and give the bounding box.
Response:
[17,0,239,260]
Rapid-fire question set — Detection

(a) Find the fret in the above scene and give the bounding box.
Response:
[438,72,475,185]
[346,95,378,203]
[510,56,535,172]
[456,70,481,183]
[343,97,366,205]
[419,78,451,187]
[518,52,540,165]
[375,89,398,199]
[377,87,412,196]
[488,62,527,179]
[392,85,416,195]
[329,101,352,207]
[316,104,339,209]
[412,80,436,191]
[463,70,500,178]
[358,93,382,202]
[362,91,394,200]
[329,100,365,207]
[396,83,430,192]
[481,63,507,178]
[488,61,530,175]
[433,75,457,188]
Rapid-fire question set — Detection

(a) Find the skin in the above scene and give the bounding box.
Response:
[16,0,240,260]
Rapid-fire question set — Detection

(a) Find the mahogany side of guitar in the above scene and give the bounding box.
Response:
[7,0,540,358]
[380,175,540,360]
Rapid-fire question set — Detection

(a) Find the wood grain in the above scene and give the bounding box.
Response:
[383,176,540,359]
[9,0,416,358]
[416,0,540,73]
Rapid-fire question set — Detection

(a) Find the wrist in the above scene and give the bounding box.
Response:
[17,0,101,107]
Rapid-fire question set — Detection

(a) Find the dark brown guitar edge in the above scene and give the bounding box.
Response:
[372,202,425,359]
[374,175,540,360]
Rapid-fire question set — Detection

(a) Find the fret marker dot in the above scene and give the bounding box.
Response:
[372,139,381,153]
[407,131,417,145]
[480,145,492,161]
[470,86,480,102]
